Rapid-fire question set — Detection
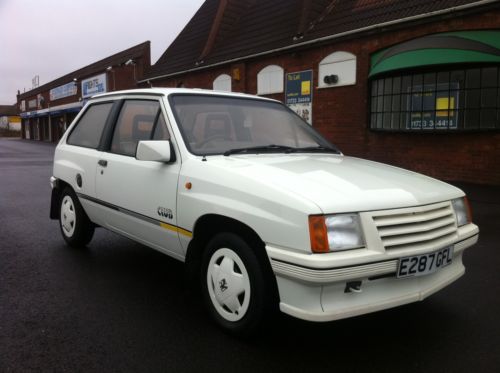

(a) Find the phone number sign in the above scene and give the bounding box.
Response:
[286,70,313,125]
[286,70,312,105]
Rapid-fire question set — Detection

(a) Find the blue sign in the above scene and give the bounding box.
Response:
[286,70,313,125]
[285,70,313,105]
[408,82,459,130]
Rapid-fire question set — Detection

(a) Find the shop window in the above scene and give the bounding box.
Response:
[318,51,356,88]
[34,120,40,140]
[42,117,50,141]
[257,65,284,95]
[23,119,30,139]
[213,74,232,92]
[370,66,500,131]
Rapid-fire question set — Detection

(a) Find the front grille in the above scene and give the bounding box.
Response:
[372,202,457,251]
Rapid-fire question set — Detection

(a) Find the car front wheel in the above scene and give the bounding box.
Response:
[201,232,275,336]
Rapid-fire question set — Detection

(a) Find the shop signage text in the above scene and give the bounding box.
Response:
[81,73,107,98]
[50,82,77,101]
[408,83,459,129]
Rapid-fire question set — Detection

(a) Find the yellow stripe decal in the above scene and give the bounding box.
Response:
[160,222,193,238]
[75,193,193,238]
[177,227,193,238]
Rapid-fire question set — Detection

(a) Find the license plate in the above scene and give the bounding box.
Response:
[397,246,453,278]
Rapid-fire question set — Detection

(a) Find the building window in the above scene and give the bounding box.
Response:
[318,51,356,88]
[213,74,232,92]
[257,65,284,95]
[370,66,500,131]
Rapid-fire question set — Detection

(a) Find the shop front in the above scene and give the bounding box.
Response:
[369,31,500,132]
[20,102,82,142]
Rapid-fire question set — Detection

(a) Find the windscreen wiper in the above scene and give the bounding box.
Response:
[284,145,341,154]
[223,144,295,156]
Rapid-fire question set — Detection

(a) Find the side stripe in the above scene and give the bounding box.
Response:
[159,223,193,238]
[77,193,193,238]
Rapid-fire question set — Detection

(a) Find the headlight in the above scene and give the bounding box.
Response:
[309,214,365,253]
[452,197,472,227]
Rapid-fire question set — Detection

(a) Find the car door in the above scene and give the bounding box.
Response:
[61,101,115,224]
[94,98,184,258]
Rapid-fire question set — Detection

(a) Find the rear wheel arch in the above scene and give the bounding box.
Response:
[58,186,95,248]
[50,179,72,219]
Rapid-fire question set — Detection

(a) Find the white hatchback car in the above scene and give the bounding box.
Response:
[50,88,479,335]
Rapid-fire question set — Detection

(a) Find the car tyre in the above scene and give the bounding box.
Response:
[59,187,94,248]
[201,232,274,336]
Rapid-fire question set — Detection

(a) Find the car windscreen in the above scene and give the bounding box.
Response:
[169,94,338,156]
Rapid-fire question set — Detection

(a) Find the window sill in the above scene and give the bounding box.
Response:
[317,82,356,89]
[257,91,284,96]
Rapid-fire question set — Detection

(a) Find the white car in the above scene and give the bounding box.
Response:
[50,88,479,335]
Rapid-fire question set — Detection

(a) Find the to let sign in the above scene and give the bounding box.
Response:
[286,70,313,125]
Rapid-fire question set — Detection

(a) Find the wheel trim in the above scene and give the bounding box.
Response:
[61,195,76,237]
[207,248,251,322]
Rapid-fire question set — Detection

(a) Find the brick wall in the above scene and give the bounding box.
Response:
[148,9,500,185]
[19,63,147,110]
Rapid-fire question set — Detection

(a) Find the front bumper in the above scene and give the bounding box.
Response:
[267,225,478,322]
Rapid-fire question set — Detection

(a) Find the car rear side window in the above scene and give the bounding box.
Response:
[110,100,168,156]
[67,103,113,148]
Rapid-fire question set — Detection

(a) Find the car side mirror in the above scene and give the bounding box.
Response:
[136,140,172,162]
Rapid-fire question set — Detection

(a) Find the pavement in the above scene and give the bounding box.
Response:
[0,137,499,373]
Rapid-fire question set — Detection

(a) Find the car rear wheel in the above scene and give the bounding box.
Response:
[59,188,94,247]
[201,232,274,336]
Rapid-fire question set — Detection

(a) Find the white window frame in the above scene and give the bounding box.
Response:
[318,51,357,88]
[257,65,284,95]
[213,74,232,92]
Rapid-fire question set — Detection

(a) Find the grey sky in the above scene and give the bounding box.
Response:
[0,0,205,104]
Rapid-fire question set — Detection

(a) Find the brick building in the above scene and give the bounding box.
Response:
[140,0,500,185]
[0,104,20,132]
[17,41,150,143]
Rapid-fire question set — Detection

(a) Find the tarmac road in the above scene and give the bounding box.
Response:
[0,137,499,372]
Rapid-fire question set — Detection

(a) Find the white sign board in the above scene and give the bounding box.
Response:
[50,82,77,101]
[81,73,107,98]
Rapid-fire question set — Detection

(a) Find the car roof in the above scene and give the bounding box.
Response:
[90,88,279,103]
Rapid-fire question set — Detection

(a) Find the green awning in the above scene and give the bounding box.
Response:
[369,30,500,77]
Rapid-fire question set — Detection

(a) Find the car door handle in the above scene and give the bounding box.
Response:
[98,159,108,167]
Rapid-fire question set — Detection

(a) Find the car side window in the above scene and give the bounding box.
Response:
[67,103,113,148]
[110,100,169,156]
[152,113,170,141]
